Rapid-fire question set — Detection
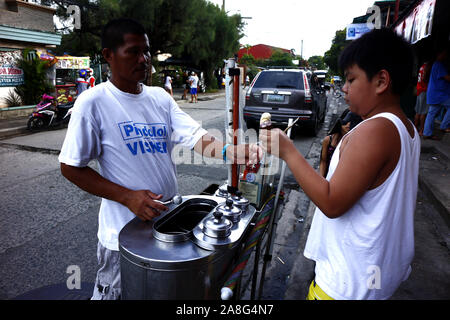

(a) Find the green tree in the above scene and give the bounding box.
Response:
[264,49,294,67]
[14,49,54,105]
[308,55,326,70]
[240,53,256,66]
[323,29,349,76]
[42,0,243,88]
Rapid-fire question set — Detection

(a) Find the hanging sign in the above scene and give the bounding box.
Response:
[395,0,436,44]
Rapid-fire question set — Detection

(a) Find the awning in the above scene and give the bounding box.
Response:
[0,24,61,46]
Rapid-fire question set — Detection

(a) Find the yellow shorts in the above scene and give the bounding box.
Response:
[306,280,334,300]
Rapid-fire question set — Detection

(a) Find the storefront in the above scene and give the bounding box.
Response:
[54,56,90,104]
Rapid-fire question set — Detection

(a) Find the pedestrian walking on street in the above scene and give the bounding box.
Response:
[423,45,450,139]
[251,28,420,300]
[189,71,199,103]
[58,18,249,300]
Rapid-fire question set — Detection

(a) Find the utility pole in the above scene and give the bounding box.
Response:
[301,40,303,60]
[222,0,225,11]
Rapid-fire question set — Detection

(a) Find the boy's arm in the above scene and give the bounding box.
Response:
[60,163,167,221]
[259,118,398,218]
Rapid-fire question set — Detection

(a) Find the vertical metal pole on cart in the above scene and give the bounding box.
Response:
[225,58,240,190]
[257,118,294,300]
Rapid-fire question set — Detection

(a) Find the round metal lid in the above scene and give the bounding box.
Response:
[203,210,232,238]
[231,191,249,210]
[216,198,242,223]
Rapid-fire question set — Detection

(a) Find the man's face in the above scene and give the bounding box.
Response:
[342,64,378,118]
[104,33,151,84]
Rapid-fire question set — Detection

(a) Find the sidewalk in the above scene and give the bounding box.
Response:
[284,125,450,300]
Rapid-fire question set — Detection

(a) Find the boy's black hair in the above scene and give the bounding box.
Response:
[101,18,147,51]
[339,28,414,95]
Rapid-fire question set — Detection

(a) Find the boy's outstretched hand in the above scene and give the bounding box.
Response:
[256,128,295,160]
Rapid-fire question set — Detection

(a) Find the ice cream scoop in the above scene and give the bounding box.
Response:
[260,112,272,129]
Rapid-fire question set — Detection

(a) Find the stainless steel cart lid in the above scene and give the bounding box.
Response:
[216,198,242,223]
[203,210,233,238]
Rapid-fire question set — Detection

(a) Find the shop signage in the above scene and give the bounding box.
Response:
[395,0,436,44]
[0,64,24,87]
[0,50,24,87]
[346,23,374,40]
[55,56,90,69]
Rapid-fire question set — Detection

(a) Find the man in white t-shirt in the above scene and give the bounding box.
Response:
[59,18,248,300]
[189,71,199,103]
[164,74,173,96]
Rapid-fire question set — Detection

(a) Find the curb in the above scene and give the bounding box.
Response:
[0,126,28,140]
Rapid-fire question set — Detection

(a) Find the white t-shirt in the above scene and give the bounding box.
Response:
[164,76,172,89]
[189,75,199,88]
[304,113,420,300]
[59,81,207,251]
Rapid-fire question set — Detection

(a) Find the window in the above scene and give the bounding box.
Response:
[253,71,304,90]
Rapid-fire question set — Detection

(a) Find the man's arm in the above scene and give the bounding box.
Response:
[60,163,167,221]
[193,133,249,164]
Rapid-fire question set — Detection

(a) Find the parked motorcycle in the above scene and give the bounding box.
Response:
[27,94,74,131]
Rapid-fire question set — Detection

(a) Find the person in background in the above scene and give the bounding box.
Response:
[423,45,450,139]
[319,109,350,178]
[189,71,199,103]
[164,74,173,96]
[413,61,430,136]
[182,71,189,100]
[76,69,89,96]
[87,68,96,88]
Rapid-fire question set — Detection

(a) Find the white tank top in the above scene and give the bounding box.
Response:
[304,112,420,299]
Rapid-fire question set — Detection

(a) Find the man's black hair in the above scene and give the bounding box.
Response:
[339,28,414,95]
[101,18,147,51]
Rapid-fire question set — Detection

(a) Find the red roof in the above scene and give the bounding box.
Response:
[237,44,292,62]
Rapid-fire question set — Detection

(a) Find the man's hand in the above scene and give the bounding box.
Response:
[121,190,167,221]
[60,164,167,221]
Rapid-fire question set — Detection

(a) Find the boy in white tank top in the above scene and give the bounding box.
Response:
[250,29,420,299]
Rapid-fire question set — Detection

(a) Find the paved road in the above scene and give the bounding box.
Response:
[0,92,327,300]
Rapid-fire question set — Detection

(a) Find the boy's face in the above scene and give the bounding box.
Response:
[103,33,151,84]
[342,64,378,119]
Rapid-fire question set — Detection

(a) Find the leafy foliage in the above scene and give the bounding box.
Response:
[323,29,349,76]
[14,49,54,105]
[41,0,244,87]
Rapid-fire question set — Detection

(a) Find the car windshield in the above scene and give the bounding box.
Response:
[253,71,304,90]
